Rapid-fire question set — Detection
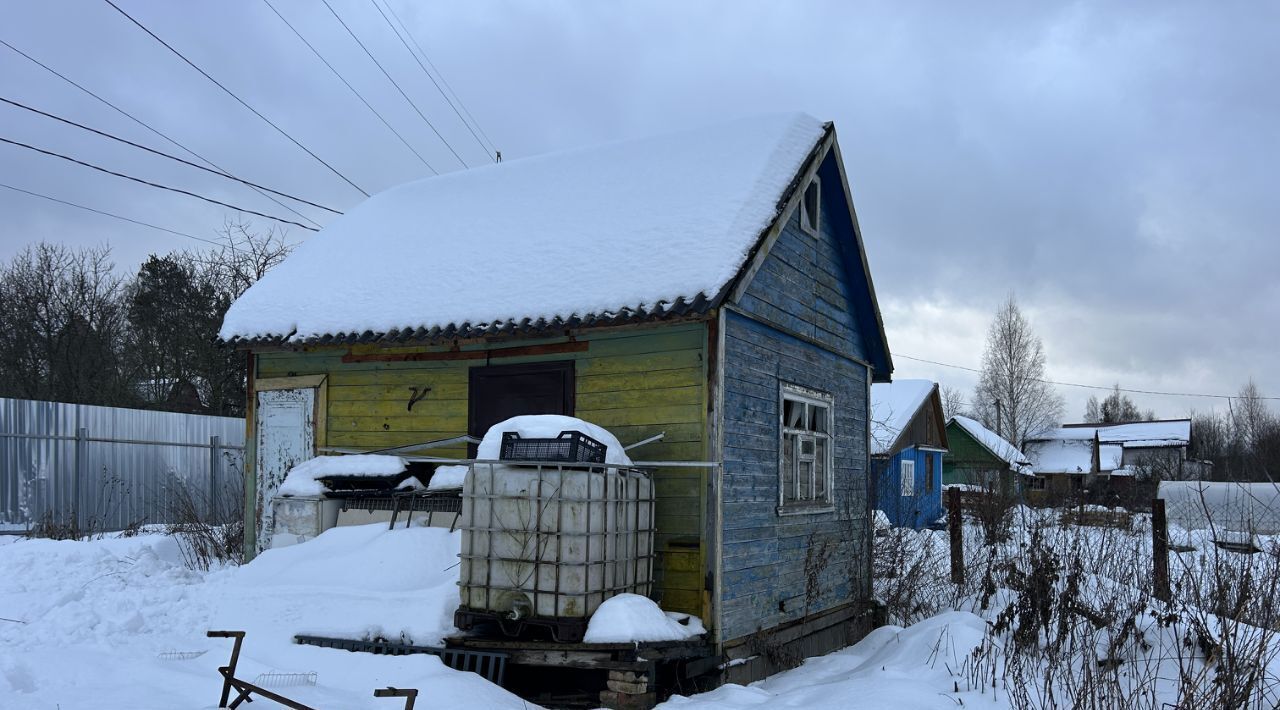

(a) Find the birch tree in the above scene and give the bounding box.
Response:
[971,296,1064,447]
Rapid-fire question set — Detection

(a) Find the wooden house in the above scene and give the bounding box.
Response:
[220,113,893,689]
[942,415,1031,497]
[870,380,947,528]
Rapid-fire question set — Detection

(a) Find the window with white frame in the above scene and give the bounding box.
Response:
[780,385,834,511]
[800,176,821,235]
[900,459,915,497]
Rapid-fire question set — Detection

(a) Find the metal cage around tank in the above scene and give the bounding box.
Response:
[455,460,656,642]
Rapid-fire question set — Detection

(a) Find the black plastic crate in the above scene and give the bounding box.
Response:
[499,430,607,464]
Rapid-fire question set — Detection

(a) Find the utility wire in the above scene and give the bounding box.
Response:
[259,0,437,174]
[101,0,370,197]
[894,352,1280,401]
[379,0,498,155]
[367,0,492,162]
[319,0,468,169]
[0,96,342,215]
[0,136,318,231]
[1,181,226,247]
[0,37,323,229]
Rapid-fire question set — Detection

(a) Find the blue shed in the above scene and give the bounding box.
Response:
[870,380,948,528]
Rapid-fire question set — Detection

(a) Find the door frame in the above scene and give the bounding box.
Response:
[466,360,575,443]
[245,374,327,556]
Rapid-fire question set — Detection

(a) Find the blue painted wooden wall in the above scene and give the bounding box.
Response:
[874,447,943,529]
[718,148,877,643]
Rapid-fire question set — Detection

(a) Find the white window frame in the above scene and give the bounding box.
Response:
[800,176,821,236]
[900,458,916,497]
[778,383,835,515]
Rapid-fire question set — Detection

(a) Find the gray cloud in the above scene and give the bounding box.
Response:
[2,0,1275,420]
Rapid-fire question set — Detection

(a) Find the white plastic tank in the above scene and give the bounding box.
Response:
[458,460,654,622]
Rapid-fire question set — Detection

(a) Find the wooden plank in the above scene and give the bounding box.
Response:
[576,404,704,428]
[327,382,469,401]
[576,385,703,412]
[578,350,703,376]
[576,367,705,395]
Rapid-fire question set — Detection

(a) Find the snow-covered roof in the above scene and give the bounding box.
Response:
[870,380,935,455]
[220,113,829,343]
[1024,438,1093,474]
[948,415,1031,470]
[1098,420,1190,445]
[1098,444,1124,471]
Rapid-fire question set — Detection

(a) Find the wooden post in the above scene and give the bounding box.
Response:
[948,487,964,585]
[1151,498,1170,603]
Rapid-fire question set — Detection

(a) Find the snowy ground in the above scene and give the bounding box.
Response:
[0,523,1020,710]
[7,513,1274,709]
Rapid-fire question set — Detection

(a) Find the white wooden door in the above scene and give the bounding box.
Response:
[255,388,315,552]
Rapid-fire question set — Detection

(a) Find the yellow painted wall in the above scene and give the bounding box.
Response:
[254,322,710,615]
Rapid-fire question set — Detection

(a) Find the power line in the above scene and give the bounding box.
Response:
[367,0,493,162]
[0,135,318,231]
[1,181,225,247]
[101,0,370,197]
[259,0,437,175]
[894,352,1280,401]
[0,37,323,229]
[0,96,342,215]
[379,0,498,155]
[319,0,469,169]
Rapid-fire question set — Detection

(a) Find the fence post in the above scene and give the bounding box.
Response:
[948,487,964,585]
[74,426,88,532]
[209,435,222,521]
[1151,497,1170,603]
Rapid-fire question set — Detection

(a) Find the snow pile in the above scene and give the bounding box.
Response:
[0,525,533,709]
[220,113,827,342]
[950,415,1031,471]
[397,476,427,491]
[428,465,469,490]
[278,454,407,496]
[477,414,633,466]
[870,380,935,455]
[583,594,705,643]
[659,612,998,710]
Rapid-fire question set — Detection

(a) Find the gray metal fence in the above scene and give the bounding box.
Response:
[0,397,245,532]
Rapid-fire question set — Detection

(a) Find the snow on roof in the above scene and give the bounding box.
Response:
[220,113,828,343]
[1096,420,1190,445]
[1024,438,1093,474]
[870,380,935,455]
[949,415,1031,470]
[1098,444,1124,471]
[278,454,406,496]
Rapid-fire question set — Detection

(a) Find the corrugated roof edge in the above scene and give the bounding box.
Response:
[224,293,713,347]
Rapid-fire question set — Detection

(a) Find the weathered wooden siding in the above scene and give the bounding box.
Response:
[941,423,1003,486]
[254,322,709,616]
[873,447,942,529]
[718,309,870,643]
[739,180,868,365]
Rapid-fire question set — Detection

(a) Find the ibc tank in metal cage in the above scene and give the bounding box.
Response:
[456,460,655,641]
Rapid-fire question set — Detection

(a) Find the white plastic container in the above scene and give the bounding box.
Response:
[459,462,654,621]
[269,496,340,548]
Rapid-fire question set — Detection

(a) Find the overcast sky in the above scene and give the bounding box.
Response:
[2,1,1276,421]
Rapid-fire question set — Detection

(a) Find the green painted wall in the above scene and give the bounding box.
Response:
[253,322,710,616]
[941,422,1004,486]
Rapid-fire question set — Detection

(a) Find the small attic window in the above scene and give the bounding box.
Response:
[800,176,821,236]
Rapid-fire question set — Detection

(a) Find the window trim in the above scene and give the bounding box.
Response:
[799,176,821,236]
[777,383,836,515]
[900,458,916,497]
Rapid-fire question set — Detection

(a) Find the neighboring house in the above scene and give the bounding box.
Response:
[942,415,1032,496]
[870,380,947,528]
[1023,419,1200,505]
[219,113,894,685]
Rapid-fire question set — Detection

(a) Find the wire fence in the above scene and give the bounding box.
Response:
[0,397,245,533]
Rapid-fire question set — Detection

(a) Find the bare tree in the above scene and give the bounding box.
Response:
[971,295,1064,448]
[1083,384,1155,423]
[940,384,969,421]
[0,243,131,405]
